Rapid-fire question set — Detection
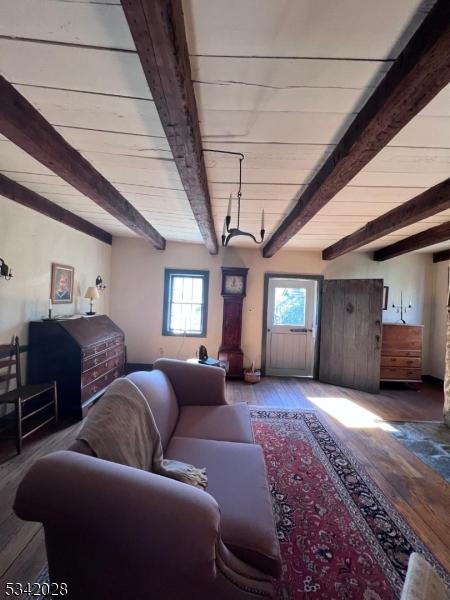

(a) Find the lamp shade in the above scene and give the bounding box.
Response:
[84,286,100,300]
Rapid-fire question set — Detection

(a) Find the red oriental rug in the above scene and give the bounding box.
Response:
[251,409,450,600]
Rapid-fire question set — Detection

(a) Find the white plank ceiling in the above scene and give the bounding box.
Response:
[184,0,450,252]
[0,0,449,255]
[0,0,202,244]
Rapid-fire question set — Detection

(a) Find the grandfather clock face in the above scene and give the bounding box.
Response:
[224,274,245,295]
[221,268,248,297]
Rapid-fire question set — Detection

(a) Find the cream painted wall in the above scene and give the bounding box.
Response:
[0,197,111,350]
[110,237,435,373]
[427,260,449,380]
[110,237,322,366]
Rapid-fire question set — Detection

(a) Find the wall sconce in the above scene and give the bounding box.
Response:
[391,291,412,324]
[95,275,106,291]
[0,258,13,281]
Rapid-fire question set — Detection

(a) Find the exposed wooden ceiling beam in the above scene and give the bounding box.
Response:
[433,249,450,263]
[322,178,450,260]
[121,0,218,255]
[263,0,450,258]
[0,173,112,245]
[373,221,450,261]
[0,76,165,250]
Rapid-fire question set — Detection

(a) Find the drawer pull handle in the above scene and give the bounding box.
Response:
[105,362,109,368]
[93,371,98,379]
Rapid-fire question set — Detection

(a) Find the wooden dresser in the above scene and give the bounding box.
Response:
[380,324,423,385]
[28,315,125,419]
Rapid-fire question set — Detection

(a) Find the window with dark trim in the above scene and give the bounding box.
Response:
[162,269,209,337]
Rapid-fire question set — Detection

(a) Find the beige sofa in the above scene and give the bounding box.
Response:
[14,359,281,600]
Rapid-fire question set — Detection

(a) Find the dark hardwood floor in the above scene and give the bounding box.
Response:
[0,377,448,590]
[227,377,444,422]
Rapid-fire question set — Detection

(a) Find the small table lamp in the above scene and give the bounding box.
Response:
[84,286,100,315]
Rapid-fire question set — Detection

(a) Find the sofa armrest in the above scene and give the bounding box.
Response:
[154,358,227,406]
[14,451,221,580]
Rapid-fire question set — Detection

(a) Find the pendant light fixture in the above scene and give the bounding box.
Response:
[204,149,265,247]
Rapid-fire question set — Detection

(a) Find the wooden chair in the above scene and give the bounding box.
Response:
[0,336,58,454]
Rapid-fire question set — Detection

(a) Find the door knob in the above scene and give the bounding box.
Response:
[267,328,271,332]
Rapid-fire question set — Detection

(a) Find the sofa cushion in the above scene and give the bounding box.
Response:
[165,436,281,578]
[127,371,178,451]
[173,403,254,444]
[154,358,227,406]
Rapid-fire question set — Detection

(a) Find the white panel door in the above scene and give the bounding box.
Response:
[265,278,317,377]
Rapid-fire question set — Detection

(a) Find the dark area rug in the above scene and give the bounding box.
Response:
[29,409,449,600]
[251,409,450,599]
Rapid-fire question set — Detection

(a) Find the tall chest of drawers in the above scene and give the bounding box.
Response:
[380,323,423,384]
[28,315,125,419]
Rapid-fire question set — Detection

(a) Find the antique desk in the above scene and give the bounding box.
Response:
[28,315,125,419]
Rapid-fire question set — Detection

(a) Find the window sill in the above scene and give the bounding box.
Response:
[162,331,207,338]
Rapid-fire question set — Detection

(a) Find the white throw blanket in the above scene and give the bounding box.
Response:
[77,377,207,489]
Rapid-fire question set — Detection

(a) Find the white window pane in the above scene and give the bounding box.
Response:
[190,304,202,332]
[170,303,183,331]
[273,287,305,326]
[182,277,194,303]
[181,277,188,302]
[181,303,191,330]
[172,277,183,302]
[192,278,203,303]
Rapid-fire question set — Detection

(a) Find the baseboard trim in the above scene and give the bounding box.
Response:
[422,374,444,385]
[125,363,153,374]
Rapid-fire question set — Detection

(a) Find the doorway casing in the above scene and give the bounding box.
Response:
[261,273,323,378]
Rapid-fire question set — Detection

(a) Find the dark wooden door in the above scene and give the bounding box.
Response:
[319,279,383,393]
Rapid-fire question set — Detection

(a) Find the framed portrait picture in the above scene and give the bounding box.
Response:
[51,263,75,304]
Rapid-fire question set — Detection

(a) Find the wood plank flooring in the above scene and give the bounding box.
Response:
[227,378,445,421]
[0,421,83,591]
[0,377,448,592]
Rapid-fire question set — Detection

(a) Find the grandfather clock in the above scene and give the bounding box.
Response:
[219,267,249,378]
